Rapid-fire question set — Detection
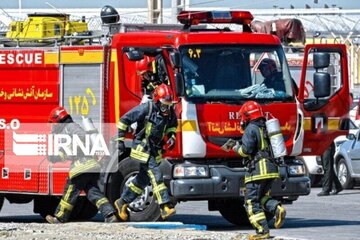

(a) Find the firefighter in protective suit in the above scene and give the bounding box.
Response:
[114,83,177,221]
[137,56,162,99]
[46,107,117,224]
[232,101,286,240]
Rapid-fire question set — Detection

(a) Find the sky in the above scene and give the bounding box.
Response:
[1,0,360,9]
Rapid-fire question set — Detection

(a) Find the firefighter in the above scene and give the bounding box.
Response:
[131,56,164,131]
[232,101,286,240]
[137,56,162,103]
[45,107,117,224]
[114,83,177,221]
[259,58,286,92]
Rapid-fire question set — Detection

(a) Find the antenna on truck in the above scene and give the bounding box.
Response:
[45,2,65,15]
[0,8,14,21]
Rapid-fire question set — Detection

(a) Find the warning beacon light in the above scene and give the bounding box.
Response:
[177,10,254,26]
[100,5,120,24]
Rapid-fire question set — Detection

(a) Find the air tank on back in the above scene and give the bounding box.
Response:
[266,118,287,158]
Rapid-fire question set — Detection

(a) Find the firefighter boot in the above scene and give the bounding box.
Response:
[248,232,270,240]
[114,198,129,221]
[104,213,118,223]
[274,204,286,229]
[160,204,176,220]
[45,215,63,224]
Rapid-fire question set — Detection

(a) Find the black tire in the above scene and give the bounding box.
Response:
[218,199,274,226]
[218,199,250,226]
[35,196,98,221]
[0,195,4,212]
[309,174,323,187]
[337,158,354,189]
[106,157,161,222]
[70,198,98,220]
[35,196,60,219]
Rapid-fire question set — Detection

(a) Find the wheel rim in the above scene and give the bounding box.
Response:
[123,174,154,212]
[338,162,348,185]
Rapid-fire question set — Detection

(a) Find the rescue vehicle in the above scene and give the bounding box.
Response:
[0,7,351,225]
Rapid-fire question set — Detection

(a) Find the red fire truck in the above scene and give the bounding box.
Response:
[0,9,351,225]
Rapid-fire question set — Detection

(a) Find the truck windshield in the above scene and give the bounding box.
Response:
[180,45,294,103]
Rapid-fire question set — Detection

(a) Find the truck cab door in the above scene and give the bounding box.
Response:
[298,44,351,156]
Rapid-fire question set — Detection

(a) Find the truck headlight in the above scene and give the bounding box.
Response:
[173,165,209,178]
[288,165,305,176]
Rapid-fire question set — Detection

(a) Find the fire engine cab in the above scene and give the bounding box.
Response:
[0,7,351,225]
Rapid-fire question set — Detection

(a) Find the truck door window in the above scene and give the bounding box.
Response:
[122,53,142,99]
[181,45,294,102]
[303,51,342,100]
[123,52,171,100]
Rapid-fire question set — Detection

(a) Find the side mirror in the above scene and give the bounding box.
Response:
[313,52,330,69]
[125,48,144,61]
[170,51,182,68]
[175,72,185,96]
[347,133,356,140]
[313,72,330,98]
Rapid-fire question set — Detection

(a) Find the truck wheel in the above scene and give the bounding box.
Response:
[70,198,98,220]
[34,196,59,219]
[218,199,274,226]
[218,199,250,225]
[309,174,323,187]
[106,157,161,222]
[35,196,97,221]
[0,195,4,212]
[337,158,354,189]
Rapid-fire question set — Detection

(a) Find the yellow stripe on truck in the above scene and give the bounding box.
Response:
[303,117,340,131]
[60,50,103,64]
[44,52,59,64]
[182,120,197,131]
[303,118,311,131]
[328,118,340,130]
[112,49,120,123]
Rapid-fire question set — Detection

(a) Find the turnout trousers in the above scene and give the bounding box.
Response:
[245,179,280,234]
[54,173,115,222]
[121,154,170,206]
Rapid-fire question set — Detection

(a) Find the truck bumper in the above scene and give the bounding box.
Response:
[170,165,310,200]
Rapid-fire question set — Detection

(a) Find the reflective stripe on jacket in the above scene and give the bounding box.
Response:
[117,101,177,163]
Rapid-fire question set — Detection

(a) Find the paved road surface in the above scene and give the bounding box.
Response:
[1,187,360,240]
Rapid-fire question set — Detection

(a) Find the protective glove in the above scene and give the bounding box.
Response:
[232,141,241,153]
[118,140,125,153]
[166,137,175,150]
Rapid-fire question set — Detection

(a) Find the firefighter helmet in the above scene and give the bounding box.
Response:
[48,106,69,123]
[239,101,264,124]
[153,84,174,115]
[153,84,173,104]
[259,58,277,78]
[136,56,154,75]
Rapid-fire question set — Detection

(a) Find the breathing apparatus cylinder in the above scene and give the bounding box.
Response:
[265,118,287,158]
[81,116,98,146]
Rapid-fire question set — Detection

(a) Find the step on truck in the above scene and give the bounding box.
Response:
[0,7,351,225]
